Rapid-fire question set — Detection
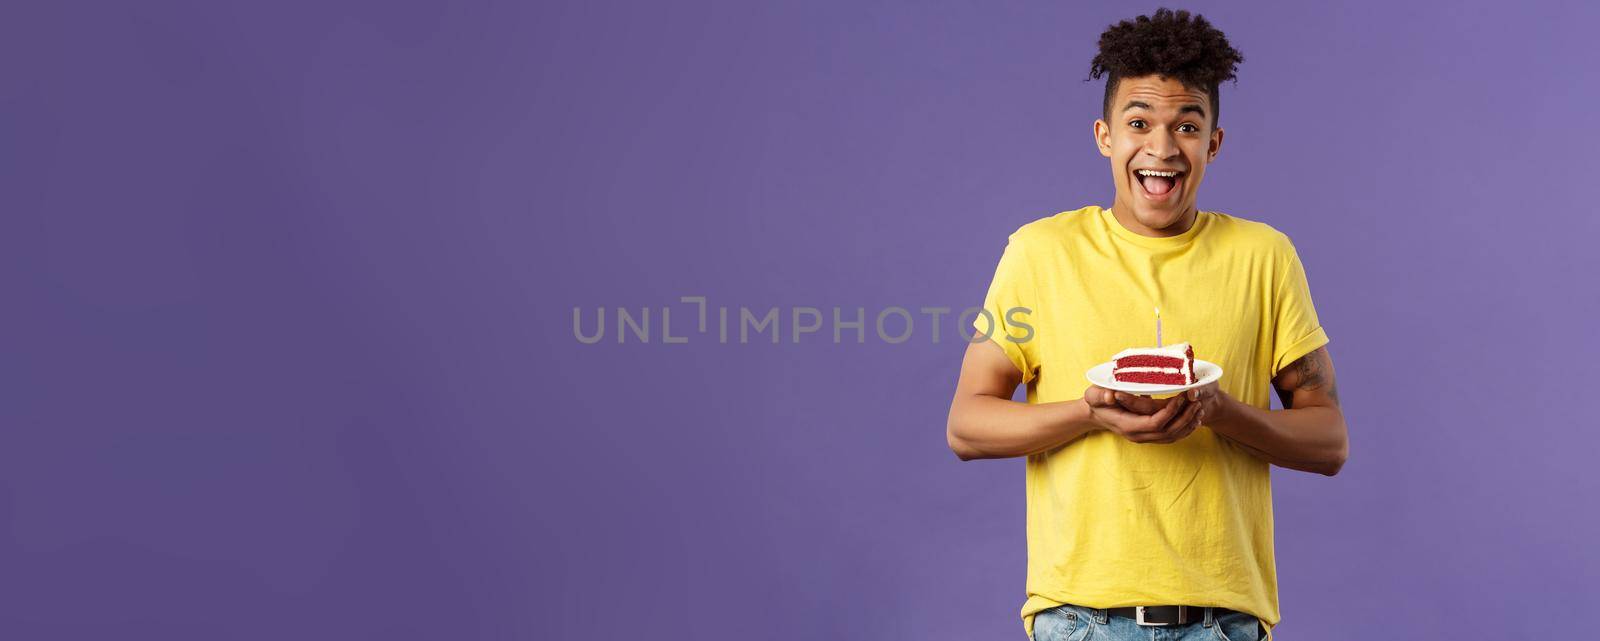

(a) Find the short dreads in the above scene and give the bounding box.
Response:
[1089,8,1244,129]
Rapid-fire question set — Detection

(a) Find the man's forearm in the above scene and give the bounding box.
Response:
[948,395,1101,460]
[1210,397,1348,475]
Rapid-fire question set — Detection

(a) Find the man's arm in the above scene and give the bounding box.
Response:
[1197,346,1349,476]
[946,340,1200,460]
[946,340,1097,460]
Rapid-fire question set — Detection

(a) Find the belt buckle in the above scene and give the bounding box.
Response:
[1135,606,1184,627]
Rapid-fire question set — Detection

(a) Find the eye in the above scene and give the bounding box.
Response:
[1178,123,1199,133]
[1128,119,1146,129]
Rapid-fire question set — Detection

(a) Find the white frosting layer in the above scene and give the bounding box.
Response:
[1111,341,1192,361]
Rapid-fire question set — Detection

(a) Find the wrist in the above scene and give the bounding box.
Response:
[1075,397,1107,432]
[1210,391,1244,431]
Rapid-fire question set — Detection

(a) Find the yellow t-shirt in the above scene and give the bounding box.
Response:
[974,206,1329,640]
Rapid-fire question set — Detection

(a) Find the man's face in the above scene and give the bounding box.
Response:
[1094,74,1224,235]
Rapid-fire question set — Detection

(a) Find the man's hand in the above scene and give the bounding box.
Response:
[1198,347,1349,475]
[1083,385,1203,444]
[1181,380,1231,425]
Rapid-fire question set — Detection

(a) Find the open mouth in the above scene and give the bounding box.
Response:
[1134,169,1185,202]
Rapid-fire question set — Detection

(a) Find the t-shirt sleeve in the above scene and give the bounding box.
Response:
[974,234,1042,383]
[1270,238,1331,376]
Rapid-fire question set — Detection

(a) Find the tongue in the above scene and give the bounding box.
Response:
[1142,175,1175,195]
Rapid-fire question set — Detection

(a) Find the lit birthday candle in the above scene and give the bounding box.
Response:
[1155,307,1162,347]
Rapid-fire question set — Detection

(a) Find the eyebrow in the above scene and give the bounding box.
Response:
[1122,100,1208,118]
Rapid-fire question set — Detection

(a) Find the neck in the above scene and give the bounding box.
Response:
[1108,200,1198,238]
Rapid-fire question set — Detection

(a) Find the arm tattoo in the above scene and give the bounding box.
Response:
[1276,347,1339,409]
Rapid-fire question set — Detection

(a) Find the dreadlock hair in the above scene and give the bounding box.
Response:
[1089,8,1244,130]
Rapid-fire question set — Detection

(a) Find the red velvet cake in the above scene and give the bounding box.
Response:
[1111,342,1196,385]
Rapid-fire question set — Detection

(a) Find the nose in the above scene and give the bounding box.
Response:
[1144,130,1179,160]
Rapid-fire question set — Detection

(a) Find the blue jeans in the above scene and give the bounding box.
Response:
[1032,604,1262,641]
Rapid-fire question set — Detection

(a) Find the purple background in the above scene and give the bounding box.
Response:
[4,0,1597,639]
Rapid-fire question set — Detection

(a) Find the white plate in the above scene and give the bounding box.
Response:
[1085,359,1224,396]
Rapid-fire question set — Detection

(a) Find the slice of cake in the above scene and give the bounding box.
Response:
[1111,342,1196,385]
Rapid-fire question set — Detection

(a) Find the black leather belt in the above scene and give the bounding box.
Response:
[1105,605,1235,626]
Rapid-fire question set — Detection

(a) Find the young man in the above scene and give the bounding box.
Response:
[945,9,1348,641]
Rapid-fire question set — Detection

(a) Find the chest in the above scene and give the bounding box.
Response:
[1033,248,1272,384]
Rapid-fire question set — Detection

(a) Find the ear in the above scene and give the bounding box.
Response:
[1208,126,1225,162]
[1094,119,1112,158]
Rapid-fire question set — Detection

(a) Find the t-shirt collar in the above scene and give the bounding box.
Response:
[1100,206,1210,249]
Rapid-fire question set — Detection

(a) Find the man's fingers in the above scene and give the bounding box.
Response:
[1096,389,1212,444]
[1148,395,1185,427]
[1114,391,1163,414]
[1089,391,1147,424]
[1143,400,1203,444]
[1167,402,1203,439]
[1169,399,1201,432]
[1146,404,1197,442]
[1182,407,1204,434]
[1099,407,1143,424]
[1119,397,1182,437]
